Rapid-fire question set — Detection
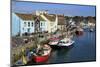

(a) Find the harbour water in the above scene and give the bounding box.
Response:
[27,29,96,65]
[47,30,96,64]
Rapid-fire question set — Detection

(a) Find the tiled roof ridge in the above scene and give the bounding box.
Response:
[15,13,57,22]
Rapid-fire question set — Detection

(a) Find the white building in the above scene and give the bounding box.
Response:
[12,11,58,36]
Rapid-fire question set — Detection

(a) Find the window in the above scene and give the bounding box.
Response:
[40,28,42,31]
[24,22,26,27]
[55,26,56,28]
[23,28,24,30]
[50,23,53,26]
[32,22,33,27]
[28,22,30,27]
[41,23,43,26]
[27,28,30,33]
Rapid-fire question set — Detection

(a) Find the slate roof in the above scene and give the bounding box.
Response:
[58,15,66,25]
[43,14,56,22]
[15,13,45,21]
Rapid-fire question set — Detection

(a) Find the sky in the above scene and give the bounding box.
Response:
[12,1,96,17]
[11,1,96,36]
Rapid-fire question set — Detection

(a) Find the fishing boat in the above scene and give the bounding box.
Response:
[48,37,60,46]
[32,44,51,63]
[58,38,74,47]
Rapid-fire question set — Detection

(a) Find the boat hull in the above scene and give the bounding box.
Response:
[48,42,58,46]
[32,45,51,63]
[58,41,74,47]
[33,54,50,63]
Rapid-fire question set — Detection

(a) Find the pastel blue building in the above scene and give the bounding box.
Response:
[12,13,20,36]
[12,12,48,36]
[12,13,36,36]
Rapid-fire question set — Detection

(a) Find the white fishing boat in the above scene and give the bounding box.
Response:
[58,38,74,47]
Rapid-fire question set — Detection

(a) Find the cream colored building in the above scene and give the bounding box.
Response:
[36,11,58,33]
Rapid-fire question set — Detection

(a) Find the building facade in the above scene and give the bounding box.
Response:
[12,11,58,36]
[12,13,21,36]
[57,15,66,31]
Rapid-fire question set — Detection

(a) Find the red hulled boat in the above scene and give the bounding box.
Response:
[32,44,51,63]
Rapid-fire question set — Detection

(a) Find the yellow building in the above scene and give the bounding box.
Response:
[36,11,58,33]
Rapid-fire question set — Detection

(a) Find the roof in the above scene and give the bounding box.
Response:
[58,15,66,25]
[88,18,96,23]
[15,13,67,24]
[15,13,45,21]
[43,14,56,22]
